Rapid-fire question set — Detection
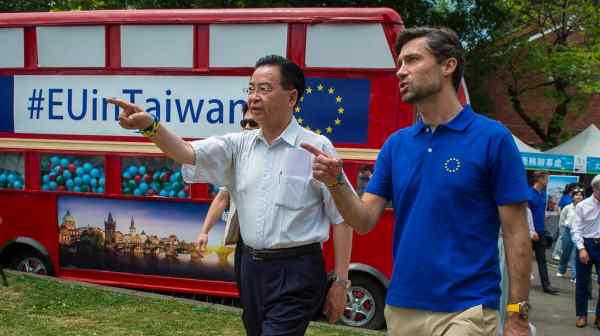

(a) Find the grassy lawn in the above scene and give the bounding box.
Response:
[0,272,377,336]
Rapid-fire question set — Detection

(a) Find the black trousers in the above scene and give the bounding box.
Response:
[576,239,600,317]
[532,239,551,289]
[234,237,244,290]
[239,245,327,336]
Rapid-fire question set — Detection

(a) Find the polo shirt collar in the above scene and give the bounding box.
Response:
[411,104,476,137]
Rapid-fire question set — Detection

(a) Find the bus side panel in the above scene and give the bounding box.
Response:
[0,191,59,270]
[59,268,239,297]
[56,195,237,284]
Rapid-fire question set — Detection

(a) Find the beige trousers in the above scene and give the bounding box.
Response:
[385,304,500,336]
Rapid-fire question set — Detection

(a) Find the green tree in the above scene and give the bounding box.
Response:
[486,0,600,148]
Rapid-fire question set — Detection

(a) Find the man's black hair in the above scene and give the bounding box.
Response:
[255,55,304,107]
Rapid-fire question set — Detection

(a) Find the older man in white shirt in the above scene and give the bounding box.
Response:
[572,175,600,328]
[109,55,354,336]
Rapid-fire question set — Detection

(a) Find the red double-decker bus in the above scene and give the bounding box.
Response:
[0,8,468,329]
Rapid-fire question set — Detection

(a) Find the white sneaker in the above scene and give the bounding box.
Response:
[530,273,535,280]
[552,255,561,261]
[556,272,565,278]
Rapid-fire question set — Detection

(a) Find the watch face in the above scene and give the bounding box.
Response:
[520,302,531,320]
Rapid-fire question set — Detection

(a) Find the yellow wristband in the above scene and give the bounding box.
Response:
[139,115,160,138]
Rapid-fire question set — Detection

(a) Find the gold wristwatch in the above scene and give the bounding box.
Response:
[506,301,531,320]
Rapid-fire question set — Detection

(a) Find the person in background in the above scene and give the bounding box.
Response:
[553,183,577,260]
[498,206,537,335]
[529,171,560,295]
[196,104,259,288]
[572,175,600,328]
[356,164,373,197]
[556,189,585,282]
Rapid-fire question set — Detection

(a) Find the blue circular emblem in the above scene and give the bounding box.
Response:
[444,157,461,173]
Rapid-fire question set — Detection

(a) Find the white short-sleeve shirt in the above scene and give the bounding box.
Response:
[182,118,348,249]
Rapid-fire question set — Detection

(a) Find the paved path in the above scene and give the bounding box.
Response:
[530,259,599,335]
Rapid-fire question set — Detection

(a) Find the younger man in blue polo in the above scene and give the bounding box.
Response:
[303,27,533,335]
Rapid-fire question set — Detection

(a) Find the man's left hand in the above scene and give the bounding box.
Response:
[503,313,529,336]
[323,281,348,324]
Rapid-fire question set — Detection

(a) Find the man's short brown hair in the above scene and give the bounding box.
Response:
[395,26,465,91]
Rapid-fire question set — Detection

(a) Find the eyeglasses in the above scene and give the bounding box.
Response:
[243,84,275,96]
[240,118,258,129]
[243,83,292,96]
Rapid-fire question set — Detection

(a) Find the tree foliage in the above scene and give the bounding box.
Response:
[484,0,600,148]
[3,1,597,147]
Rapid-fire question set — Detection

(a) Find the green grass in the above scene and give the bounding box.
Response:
[0,272,375,336]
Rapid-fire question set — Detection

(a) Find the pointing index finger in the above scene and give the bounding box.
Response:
[107,97,134,110]
[300,143,328,158]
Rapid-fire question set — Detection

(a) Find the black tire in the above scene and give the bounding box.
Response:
[339,273,386,330]
[9,251,51,275]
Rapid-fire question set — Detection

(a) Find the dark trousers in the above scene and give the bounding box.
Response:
[576,239,600,317]
[234,238,244,290]
[239,245,327,336]
[532,239,551,289]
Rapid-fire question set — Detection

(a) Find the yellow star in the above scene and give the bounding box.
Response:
[317,83,324,91]
[328,87,335,94]
[297,117,304,124]
[305,125,311,131]
[315,129,322,135]
[326,126,333,133]
[306,87,313,94]
[300,96,304,102]
[337,107,345,114]
[336,96,342,103]
[295,106,301,113]
[335,118,341,125]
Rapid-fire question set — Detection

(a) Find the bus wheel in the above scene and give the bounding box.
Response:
[10,252,50,275]
[340,273,386,330]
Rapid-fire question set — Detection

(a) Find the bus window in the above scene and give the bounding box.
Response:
[0,28,24,68]
[305,23,396,69]
[0,152,25,190]
[121,156,189,198]
[41,154,105,193]
[37,26,105,68]
[121,25,194,68]
[210,24,287,67]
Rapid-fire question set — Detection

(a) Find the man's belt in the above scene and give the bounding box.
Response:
[584,237,600,244]
[244,243,321,261]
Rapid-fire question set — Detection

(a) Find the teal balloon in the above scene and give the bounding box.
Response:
[83,162,93,172]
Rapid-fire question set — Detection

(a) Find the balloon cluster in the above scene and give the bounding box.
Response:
[121,165,189,198]
[41,156,105,193]
[0,168,25,190]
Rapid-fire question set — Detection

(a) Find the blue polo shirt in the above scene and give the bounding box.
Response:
[366,105,529,312]
[528,187,546,234]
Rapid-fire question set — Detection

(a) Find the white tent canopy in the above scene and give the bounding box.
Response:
[513,135,540,153]
[545,124,600,157]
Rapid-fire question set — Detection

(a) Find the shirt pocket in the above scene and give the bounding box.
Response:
[274,175,311,210]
